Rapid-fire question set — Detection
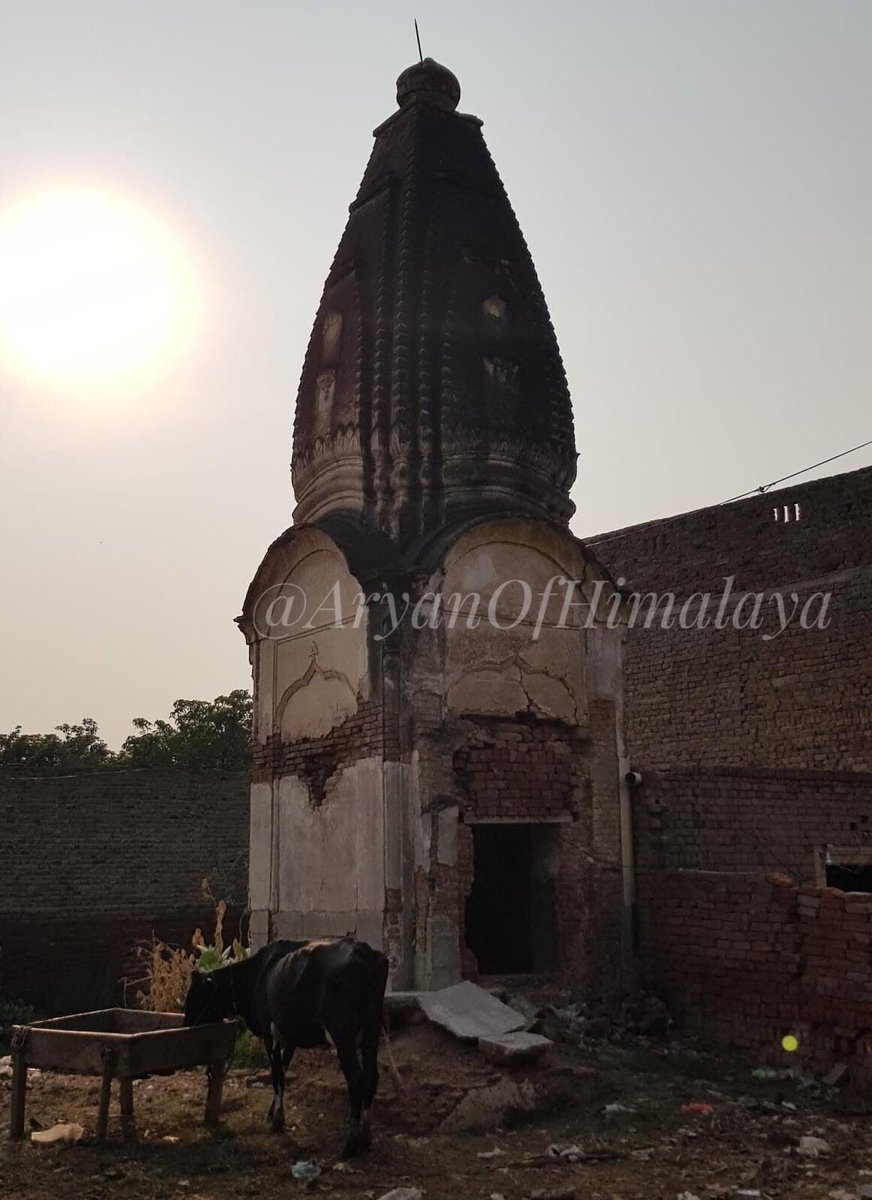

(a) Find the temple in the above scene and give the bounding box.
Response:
[238,60,630,992]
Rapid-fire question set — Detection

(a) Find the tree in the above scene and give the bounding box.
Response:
[0,691,252,774]
[0,718,111,775]
[118,690,252,771]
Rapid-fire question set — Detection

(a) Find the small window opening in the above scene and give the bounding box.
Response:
[826,862,872,892]
[774,502,802,524]
[818,846,872,892]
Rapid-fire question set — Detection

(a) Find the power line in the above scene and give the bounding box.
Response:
[721,437,872,504]
[586,436,872,551]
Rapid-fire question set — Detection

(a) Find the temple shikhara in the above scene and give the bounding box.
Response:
[238,59,631,992]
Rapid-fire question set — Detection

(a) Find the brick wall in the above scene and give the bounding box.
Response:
[635,767,872,883]
[644,872,872,1084]
[594,465,872,774]
[0,770,249,1010]
[591,466,872,1071]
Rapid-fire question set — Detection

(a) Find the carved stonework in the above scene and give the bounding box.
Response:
[291,59,578,545]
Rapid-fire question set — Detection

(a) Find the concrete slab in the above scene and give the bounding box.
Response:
[478,1031,552,1066]
[418,980,527,1041]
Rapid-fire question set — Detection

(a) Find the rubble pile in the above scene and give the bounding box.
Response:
[515,990,671,1046]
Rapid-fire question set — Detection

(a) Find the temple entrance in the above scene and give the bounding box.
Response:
[465,823,560,974]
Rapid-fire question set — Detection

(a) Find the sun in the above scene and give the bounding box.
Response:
[0,185,202,396]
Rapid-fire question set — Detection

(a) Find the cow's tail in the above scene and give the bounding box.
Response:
[360,948,389,1110]
[381,1010,403,1090]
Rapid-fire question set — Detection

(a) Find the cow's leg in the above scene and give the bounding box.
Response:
[333,1034,365,1158]
[359,956,389,1150]
[356,1018,382,1150]
[263,1027,290,1133]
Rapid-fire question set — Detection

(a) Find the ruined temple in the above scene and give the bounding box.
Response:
[238,60,631,991]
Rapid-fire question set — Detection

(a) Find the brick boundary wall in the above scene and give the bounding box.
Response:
[0,770,249,1010]
[642,870,872,1085]
[592,465,872,775]
[635,767,872,883]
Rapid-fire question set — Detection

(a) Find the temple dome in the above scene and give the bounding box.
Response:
[396,58,461,111]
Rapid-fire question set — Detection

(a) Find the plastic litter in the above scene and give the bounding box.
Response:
[751,1067,778,1081]
[680,1103,714,1114]
[31,1122,85,1145]
[291,1160,320,1182]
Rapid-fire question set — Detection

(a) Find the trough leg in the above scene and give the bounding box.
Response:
[9,1048,27,1141]
[204,1055,226,1127]
[96,1048,116,1143]
[119,1079,134,1119]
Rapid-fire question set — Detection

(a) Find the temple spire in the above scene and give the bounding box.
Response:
[291,61,577,545]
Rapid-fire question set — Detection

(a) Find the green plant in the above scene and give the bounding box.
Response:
[230,1028,266,1070]
[130,884,248,1013]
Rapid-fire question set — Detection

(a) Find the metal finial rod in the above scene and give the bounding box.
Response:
[414,19,423,63]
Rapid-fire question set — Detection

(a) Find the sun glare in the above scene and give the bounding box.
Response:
[0,186,202,398]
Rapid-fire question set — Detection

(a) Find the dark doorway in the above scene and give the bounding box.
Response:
[465,823,560,974]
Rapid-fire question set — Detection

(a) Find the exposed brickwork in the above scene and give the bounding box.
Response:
[0,770,249,1008]
[452,718,588,819]
[592,466,872,1072]
[595,466,872,775]
[251,699,393,788]
[635,767,872,883]
[643,872,872,1085]
[449,714,622,995]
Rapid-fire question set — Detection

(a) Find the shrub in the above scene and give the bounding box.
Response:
[0,998,37,1050]
[130,883,248,1013]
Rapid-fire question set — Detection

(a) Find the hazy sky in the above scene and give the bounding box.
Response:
[1,1,869,746]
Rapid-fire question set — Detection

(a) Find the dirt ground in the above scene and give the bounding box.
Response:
[2,1021,870,1200]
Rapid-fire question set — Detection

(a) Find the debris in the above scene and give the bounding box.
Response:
[603,1101,637,1116]
[676,1193,702,1200]
[631,1147,654,1160]
[477,1146,506,1159]
[751,1067,778,1081]
[418,981,526,1041]
[824,1062,850,1087]
[290,1161,320,1182]
[680,1103,714,1114]
[30,1122,85,1145]
[827,1189,857,1200]
[797,1135,831,1158]
[478,1031,552,1066]
[530,1189,575,1200]
[515,1146,623,1167]
[377,1190,423,1200]
[546,1144,587,1162]
[858,1186,872,1200]
[735,1192,762,1198]
[442,1075,538,1132]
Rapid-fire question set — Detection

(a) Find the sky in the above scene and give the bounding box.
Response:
[0,1,869,746]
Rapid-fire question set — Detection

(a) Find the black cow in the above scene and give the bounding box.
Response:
[183,936,389,1157]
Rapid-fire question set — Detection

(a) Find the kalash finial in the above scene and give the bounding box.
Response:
[396,56,461,112]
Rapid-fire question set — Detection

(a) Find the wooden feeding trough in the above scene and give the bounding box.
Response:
[8,1009,237,1142]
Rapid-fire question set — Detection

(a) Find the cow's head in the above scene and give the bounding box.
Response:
[183,969,231,1026]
